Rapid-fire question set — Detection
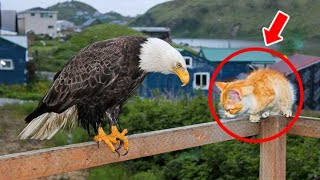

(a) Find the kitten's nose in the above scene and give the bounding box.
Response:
[225,111,236,118]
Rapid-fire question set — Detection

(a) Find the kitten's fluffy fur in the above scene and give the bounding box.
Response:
[216,69,295,122]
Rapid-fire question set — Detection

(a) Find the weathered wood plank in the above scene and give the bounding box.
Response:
[0,118,259,179]
[289,116,320,138]
[259,117,287,180]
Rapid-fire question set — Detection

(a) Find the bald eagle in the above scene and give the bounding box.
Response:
[19,36,190,155]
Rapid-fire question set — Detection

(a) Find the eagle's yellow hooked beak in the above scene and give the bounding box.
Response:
[173,67,190,86]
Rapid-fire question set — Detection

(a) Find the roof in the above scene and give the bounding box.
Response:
[0,29,17,35]
[1,10,17,32]
[131,27,170,32]
[82,18,101,27]
[269,54,320,75]
[0,36,28,48]
[199,48,275,63]
[56,20,74,24]
[27,7,48,11]
[20,7,58,13]
[173,38,267,48]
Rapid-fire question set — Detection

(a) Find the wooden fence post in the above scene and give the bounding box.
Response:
[260,117,287,180]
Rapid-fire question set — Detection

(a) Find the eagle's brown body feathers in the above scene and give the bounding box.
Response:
[24,36,148,136]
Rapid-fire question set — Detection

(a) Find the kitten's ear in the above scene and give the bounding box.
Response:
[227,90,241,102]
[215,82,227,91]
[241,86,254,96]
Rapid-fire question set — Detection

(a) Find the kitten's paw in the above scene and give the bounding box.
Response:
[249,114,261,123]
[282,110,292,118]
[261,111,270,118]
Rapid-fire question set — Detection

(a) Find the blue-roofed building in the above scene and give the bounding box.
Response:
[139,47,276,98]
[199,48,275,81]
[0,36,28,85]
[139,48,213,98]
[81,18,102,28]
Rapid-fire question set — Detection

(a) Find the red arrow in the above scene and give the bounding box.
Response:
[262,11,290,46]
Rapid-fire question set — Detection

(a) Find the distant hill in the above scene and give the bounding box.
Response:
[48,1,98,25]
[132,0,320,39]
[48,1,131,25]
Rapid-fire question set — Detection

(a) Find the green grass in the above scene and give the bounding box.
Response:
[0,81,51,100]
[88,165,130,180]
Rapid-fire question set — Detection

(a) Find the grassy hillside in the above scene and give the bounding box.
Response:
[48,1,99,25]
[30,24,143,72]
[48,1,132,25]
[132,0,320,39]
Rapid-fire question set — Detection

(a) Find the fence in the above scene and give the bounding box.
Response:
[0,116,319,179]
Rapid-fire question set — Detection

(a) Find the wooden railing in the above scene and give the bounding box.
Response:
[0,116,319,179]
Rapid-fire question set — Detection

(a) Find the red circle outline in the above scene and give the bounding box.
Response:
[208,47,304,143]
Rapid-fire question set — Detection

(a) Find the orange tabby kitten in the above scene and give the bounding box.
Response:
[216,69,295,123]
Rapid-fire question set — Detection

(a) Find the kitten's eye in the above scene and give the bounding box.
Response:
[176,62,182,68]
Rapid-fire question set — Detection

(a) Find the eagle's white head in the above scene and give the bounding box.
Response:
[139,38,190,86]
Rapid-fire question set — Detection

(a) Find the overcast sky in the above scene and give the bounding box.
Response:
[1,0,170,16]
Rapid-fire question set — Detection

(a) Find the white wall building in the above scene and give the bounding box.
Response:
[18,7,58,36]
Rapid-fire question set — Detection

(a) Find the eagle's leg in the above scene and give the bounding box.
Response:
[93,126,129,156]
[108,108,130,155]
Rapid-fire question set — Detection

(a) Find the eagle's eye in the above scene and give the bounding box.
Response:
[176,62,182,68]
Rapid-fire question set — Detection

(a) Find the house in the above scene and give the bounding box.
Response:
[139,47,275,98]
[131,27,171,41]
[139,48,212,98]
[1,10,18,33]
[81,18,102,28]
[56,20,75,31]
[199,48,275,81]
[55,20,76,39]
[18,7,58,36]
[0,35,28,85]
[269,54,320,110]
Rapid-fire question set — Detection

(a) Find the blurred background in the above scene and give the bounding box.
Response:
[0,0,319,179]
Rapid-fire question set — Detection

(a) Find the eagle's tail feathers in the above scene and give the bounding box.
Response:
[19,106,78,140]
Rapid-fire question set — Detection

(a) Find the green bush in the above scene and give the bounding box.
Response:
[88,165,129,180]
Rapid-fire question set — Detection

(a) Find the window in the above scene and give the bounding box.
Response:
[31,13,35,16]
[193,72,210,90]
[48,25,54,29]
[0,59,14,70]
[40,13,49,18]
[184,56,193,68]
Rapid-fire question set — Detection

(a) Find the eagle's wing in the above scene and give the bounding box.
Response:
[26,40,125,122]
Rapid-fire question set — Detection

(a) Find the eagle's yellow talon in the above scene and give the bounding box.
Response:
[94,126,129,153]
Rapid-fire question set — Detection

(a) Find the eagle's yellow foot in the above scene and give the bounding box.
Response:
[94,126,129,156]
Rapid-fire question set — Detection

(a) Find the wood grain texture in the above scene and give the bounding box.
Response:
[259,117,287,180]
[289,116,320,138]
[0,118,259,179]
